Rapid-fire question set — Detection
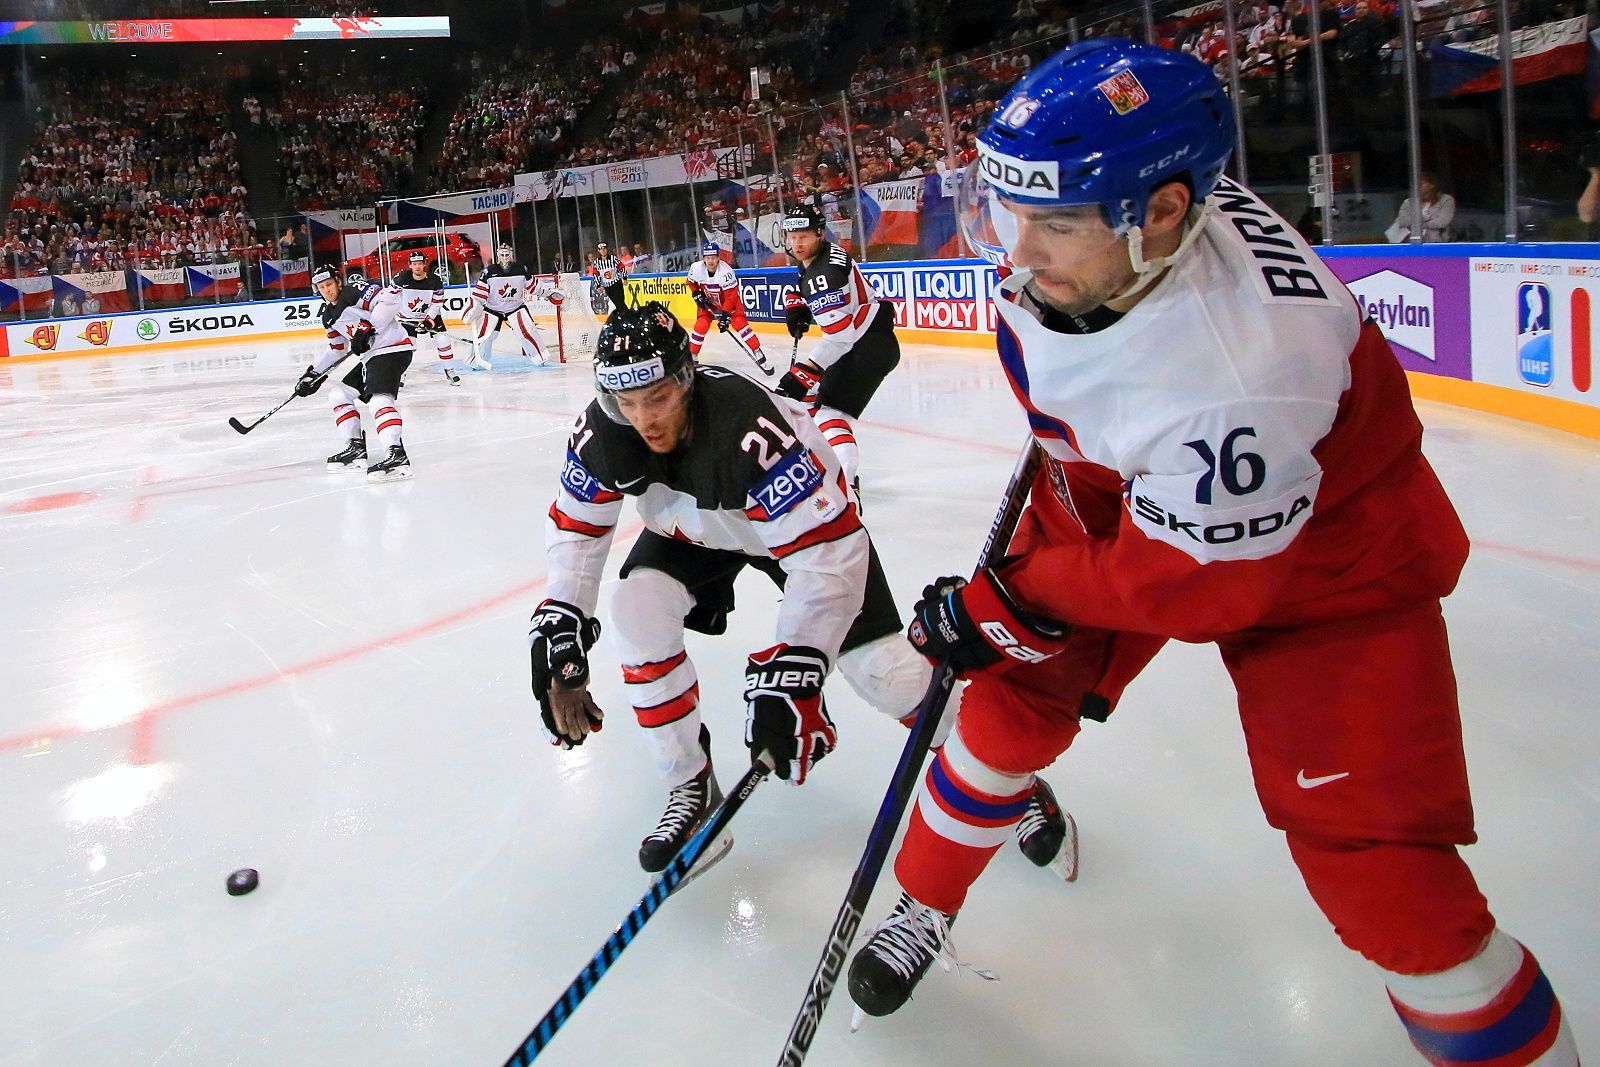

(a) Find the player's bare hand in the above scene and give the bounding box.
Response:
[545,681,604,749]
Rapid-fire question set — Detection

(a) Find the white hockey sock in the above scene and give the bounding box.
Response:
[1382,929,1577,1066]
[330,381,361,441]
[370,393,402,450]
[814,406,859,484]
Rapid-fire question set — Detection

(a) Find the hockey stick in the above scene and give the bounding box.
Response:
[228,351,355,435]
[726,323,776,377]
[774,439,1044,1067]
[501,754,776,1066]
[228,389,300,435]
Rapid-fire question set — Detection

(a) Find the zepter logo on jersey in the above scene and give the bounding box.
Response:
[976,142,1059,199]
[595,355,666,393]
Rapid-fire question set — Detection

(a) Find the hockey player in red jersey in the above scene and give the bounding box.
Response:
[686,241,773,377]
[847,39,1579,1067]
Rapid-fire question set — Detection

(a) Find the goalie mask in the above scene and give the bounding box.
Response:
[593,302,694,426]
[496,243,514,265]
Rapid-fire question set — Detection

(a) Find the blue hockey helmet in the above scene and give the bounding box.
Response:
[700,240,721,257]
[961,39,1234,266]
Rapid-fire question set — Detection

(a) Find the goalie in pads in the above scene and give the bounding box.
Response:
[467,243,548,368]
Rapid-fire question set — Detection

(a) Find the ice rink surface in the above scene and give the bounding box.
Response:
[1,327,1596,1067]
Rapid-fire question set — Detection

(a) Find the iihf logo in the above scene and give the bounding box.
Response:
[1516,282,1554,388]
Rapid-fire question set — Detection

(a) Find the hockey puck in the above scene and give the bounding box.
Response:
[226,868,259,896]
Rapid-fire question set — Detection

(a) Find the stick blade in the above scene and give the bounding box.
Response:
[228,416,252,435]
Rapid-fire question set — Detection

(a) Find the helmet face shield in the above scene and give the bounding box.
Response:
[958,160,1123,274]
[595,362,693,425]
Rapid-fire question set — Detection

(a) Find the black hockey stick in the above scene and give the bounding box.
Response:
[502,754,775,1066]
[228,388,304,435]
[775,439,1043,1067]
[228,353,352,434]
[727,325,777,377]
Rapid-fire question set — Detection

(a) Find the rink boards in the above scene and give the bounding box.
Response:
[5,247,1599,438]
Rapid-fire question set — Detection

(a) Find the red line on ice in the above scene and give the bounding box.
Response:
[4,522,644,761]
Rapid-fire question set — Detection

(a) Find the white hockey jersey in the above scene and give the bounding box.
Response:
[313,283,413,375]
[686,259,738,302]
[472,263,535,315]
[991,175,1467,641]
[545,366,867,662]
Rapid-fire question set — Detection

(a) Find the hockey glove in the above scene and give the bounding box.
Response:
[784,290,812,339]
[713,309,732,333]
[774,360,823,403]
[294,365,327,397]
[427,314,446,333]
[529,598,604,748]
[692,288,713,313]
[744,643,835,784]
[908,570,1070,676]
[348,321,375,356]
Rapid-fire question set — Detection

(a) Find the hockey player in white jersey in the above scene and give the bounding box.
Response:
[468,243,547,368]
[531,303,1073,877]
[778,204,901,497]
[394,250,460,383]
[297,265,415,481]
[843,39,1580,1067]
[686,240,772,376]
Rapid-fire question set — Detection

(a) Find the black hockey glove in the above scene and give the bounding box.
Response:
[783,290,812,339]
[744,643,835,784]
[692,288,713,312]
[349,321,375,355]
[774,360,822,403]
[713,309,732,333]
[428,314,445,333]
[529,599,604,748]
[294,365,327,397]
[908,570,1070,677]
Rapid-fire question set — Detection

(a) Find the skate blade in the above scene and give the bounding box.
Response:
[1049,812,1080,883]
[327,460,368,472]
[666,828,733,896]
[366,467,413,483]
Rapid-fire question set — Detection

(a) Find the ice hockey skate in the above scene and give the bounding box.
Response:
[366,443,411,482]
[326,434,368,472]
[1016,777,1078,882]
[847,892,991,1026]
[638,725,732,889]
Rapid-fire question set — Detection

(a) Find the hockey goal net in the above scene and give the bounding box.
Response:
[531,272,604,363]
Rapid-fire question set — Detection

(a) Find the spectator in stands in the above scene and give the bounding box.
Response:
[1390,172,1457,242]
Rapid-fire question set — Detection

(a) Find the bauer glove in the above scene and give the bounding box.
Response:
[908,570,1070,676]
[529,599,604,748]
[714,309,732,333]
[744,643,835,784]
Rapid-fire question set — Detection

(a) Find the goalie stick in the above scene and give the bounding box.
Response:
[501,754,776,1066]
[774,439,1044,1066]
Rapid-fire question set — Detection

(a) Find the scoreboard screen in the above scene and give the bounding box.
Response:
[0,16,451,45]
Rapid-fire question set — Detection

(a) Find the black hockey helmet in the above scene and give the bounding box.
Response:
[407,251,427,264]
[311,264,340,288]
[781,204,825,234]
[593,302,693,424]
